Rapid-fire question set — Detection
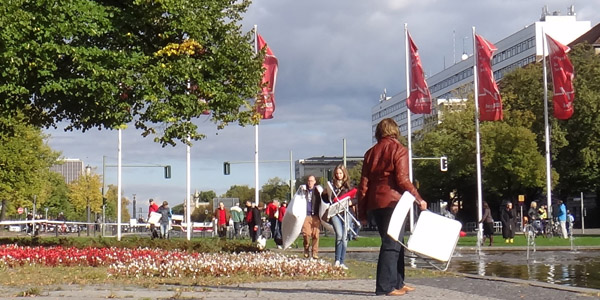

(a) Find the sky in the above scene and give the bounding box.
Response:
[45,0,600,215]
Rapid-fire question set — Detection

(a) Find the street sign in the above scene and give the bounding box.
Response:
[518,195,525,203]
[17,207,24,214]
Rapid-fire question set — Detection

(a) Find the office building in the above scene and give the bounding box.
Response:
[50,158,85,184]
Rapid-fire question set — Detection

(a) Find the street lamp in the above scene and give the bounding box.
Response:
[85,165,92,236]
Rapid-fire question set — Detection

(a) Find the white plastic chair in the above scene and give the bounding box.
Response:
[387,192,462,271]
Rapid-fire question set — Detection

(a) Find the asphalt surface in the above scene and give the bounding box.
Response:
[0,275,598,299]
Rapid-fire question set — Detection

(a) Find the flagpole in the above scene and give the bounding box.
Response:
[404,23,415,231]
[472,27,483,250]
[117,128,122,241]
[542,30,552,213]
[186,81,192,240]
[254,25,260,207]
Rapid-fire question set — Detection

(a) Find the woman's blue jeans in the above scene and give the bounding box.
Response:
[330,214,348,264]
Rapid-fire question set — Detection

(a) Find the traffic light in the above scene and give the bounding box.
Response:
[327,169,332,181]
[223,162,230,175]
[440,156,448,172]
[164,165,171,179]
[102,197,107,206]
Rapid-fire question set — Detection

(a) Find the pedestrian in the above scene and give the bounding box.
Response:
[230,202,244,239]
[479,201,494,246]
[265,199,280,240]
[245,200,261,243]
[276,202,287,248]
[443,201,459,220]
[213,202,231,238]
[301,175,322,259]
[322,164,353,269]
[148,198,159,237]
[357,118,427,296]
[528,201,541,235]
[557,199,568,238]
[500,201,516,243]
[157,201,171,239]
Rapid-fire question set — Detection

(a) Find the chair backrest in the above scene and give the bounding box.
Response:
[387,192,415,242]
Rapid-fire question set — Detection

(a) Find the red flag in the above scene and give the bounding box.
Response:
[406,32,432,114]
[256,33,278,119]
[475,34,503,121]
[546,34,574,120]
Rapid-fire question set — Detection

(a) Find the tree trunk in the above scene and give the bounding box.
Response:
[0,199,6,222]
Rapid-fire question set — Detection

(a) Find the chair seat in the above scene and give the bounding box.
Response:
[387,192,462,268]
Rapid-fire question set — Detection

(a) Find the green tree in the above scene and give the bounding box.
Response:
[348,161,363,187]
[0,113,60,220]
[260,177,290,203]
[198,190,217,203]
[39,171,73,220]
[414,103,548,221]
[104,185,131,222]
[553,44,600,197]
[223,185,254,204]
[67,171,103,221]
[0,0,264,146]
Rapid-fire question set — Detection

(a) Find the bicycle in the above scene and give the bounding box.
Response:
[542,218,562,238]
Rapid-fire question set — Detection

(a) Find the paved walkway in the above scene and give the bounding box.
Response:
[0,275,598,299]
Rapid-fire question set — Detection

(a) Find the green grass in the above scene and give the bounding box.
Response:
[457,234,600,247]
[263,233,600,250]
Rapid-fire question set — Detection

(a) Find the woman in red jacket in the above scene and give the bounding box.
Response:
[358,118,427,296]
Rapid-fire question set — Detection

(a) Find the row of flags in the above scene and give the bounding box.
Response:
[406,30,575,120]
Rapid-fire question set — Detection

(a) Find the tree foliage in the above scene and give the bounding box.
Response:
[260,177,290,203]
[0,0,264,146]
[414,102,548,221]
[553,44,600,195]
[67,171,103,220]
[0,113,60,220]
[223,185,255,204]
[104,184,131,222]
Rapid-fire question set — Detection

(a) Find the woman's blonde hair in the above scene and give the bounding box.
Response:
[375,118,400,142]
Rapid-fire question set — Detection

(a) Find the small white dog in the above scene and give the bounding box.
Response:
[257,236,267,250]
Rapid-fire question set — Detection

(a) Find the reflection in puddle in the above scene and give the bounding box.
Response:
[345,250,600,289]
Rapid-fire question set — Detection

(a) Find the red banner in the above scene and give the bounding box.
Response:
[475,34,503,121]
[406,32,432,114]
[546,34,575,120]
[256,33,278,119]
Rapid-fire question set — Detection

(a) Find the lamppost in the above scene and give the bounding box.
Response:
[85,165,92,236]
[132,194,136,222]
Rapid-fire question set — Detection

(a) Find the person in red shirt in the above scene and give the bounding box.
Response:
[265,200,279,241]
[213,202,231,238]
[275,202,287,248]
[148,199,160,239]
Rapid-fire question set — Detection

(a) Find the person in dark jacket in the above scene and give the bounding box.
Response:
[500,201,516,243]
[301,175,322,259]
[245,200,261,242]
[157,201,172,239]
[479,201,494,246]
[358,118,427,296]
